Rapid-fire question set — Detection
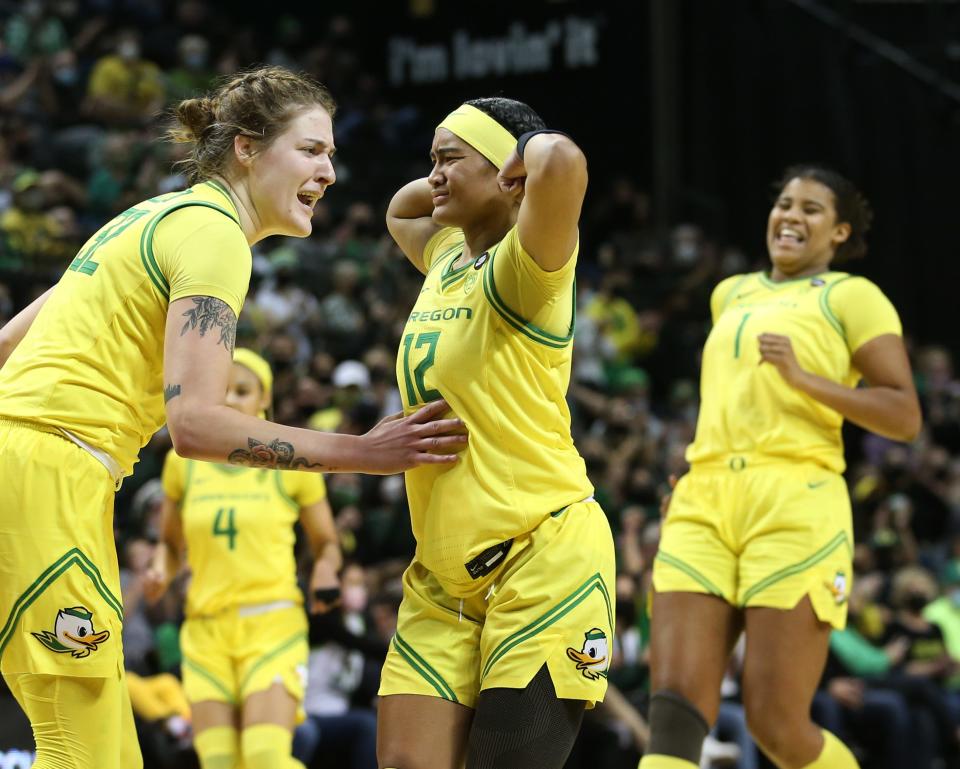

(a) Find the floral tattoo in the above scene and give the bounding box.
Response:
[228,437,325,470]
[180,297,236,353]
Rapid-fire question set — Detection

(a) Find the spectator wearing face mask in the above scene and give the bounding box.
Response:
[295,562,386,769]
[83,28,165,127]
[165,34,215,103]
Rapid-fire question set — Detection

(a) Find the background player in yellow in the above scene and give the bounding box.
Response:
[145,349,340,769]
[641,166,922,769]
[377,99,616,769]
[0,66,466,769]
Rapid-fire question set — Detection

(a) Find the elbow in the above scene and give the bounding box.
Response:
[167,409,207,459]
[900,412,923,443]
[538,139,588,186]
[890,407,923,443]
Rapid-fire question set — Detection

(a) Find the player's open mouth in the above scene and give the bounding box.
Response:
[298,191,320,210]
[775,226,803,245]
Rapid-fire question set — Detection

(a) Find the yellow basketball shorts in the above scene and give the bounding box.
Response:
[379,499,616,709]
[0,420,124,679]
[180,603,308,714]
[653,458,853,629]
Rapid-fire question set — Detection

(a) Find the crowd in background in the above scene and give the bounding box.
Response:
[2,3,960,768]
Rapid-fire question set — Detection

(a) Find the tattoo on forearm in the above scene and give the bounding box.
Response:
[228,437,325,470]
[180,297,237,353]
[164,384,181,403]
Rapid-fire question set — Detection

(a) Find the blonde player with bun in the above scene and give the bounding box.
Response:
[146,348,339,769]
[0,66,465,769]
[642,166,922,769]
[377,98,616,769]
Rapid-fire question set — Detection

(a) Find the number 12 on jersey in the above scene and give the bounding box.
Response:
[401,331,442,406]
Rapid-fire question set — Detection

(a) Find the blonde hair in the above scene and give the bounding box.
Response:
[168,65,336,184]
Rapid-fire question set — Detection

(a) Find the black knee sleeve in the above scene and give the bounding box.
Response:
[647,690,709,764]
[466,664,585,769]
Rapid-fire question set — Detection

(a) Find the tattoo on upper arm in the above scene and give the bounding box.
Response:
[164,384,181,403]
[180,297,237,353]
[228,437,325,470]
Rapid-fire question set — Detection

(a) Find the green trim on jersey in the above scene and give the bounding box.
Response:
[139,201,241,299]
[183,458,196,499]
[740,530,851,605]
[426,242,462,276]
[393,631,458,702]
[481,572,612,682]
[272,472,298,511]
[0,548,124,660]
[481,244,576,349]
[758,270,832,289]
[183,657,237,704]
[439,249,471,291]
[655,550,725,597]
[818,276,854,342]
[204,179,235,205]
[239,630,307,693]
[717,273,756,315]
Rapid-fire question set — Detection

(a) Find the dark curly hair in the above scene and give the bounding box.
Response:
[463,97,546,139]
[168,65,336,184]
[773,164,873,263]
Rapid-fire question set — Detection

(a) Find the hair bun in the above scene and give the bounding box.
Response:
[175,97,216,140]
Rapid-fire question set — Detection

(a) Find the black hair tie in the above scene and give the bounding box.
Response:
[516,129,572,160]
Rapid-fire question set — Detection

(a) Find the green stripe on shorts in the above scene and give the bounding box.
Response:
[393,632,458,702]
[481,572,612,682]
[655,550,725,597]
[0,548,124,661]
[739,531,851,606]
[183,657,236,704]
[239,630,307,693]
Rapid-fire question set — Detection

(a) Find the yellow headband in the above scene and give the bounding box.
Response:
[437,104,516,169]
[232,348,273,399]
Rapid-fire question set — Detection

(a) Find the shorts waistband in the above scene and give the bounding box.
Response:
[691,455,833,473]
[190,599,298,621]
[238,599,297,618]
[0,418,124,490]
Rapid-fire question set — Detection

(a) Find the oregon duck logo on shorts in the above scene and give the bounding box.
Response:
[825,571,848,606]
[32,606,111,658]
[566,628,609,680]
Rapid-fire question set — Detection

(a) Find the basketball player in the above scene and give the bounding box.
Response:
[643,166,921,769]
[0,66,464,769]
[146,349,339,769]
[376,98,616,769]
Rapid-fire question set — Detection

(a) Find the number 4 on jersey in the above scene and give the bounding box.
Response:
[212,507,238,550]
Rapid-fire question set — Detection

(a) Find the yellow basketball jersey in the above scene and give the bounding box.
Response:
[397,225,594,593]
[687,271,902,472]
[161,450,327,617]
[0,181,250,477]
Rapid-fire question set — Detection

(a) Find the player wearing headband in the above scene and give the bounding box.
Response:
[146,348,341,769]
[376,99,616,769]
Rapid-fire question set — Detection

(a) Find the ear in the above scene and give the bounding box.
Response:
[831,221,852,248]
[234,134,256,168]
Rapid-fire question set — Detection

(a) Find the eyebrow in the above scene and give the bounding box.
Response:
[431,145,463,158]
[304,137,336,155]
[779,196,825,207]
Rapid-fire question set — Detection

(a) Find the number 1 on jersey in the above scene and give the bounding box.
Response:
[402,331,442,406]
[212,507,238,550]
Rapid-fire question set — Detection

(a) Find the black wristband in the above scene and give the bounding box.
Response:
[516,129,572,160]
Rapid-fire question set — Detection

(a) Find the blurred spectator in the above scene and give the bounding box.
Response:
[164,34,214,102]
[5,0,69,62]
[294,562,383,769]
[84,28,165,127]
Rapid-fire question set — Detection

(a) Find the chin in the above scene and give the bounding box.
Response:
[431,206,459,228]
